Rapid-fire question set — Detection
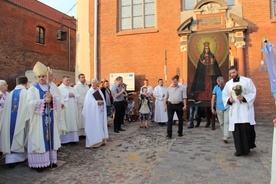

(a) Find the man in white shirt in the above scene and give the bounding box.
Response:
[164,75,187,138]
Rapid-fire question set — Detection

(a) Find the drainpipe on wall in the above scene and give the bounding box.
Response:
[68,25,71,71]
[94,0,98,79]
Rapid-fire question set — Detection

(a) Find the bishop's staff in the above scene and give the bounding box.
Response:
[45,66,53,168]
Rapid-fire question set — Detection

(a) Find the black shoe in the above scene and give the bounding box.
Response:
[7,163,17,169]
[52,163,58,168]
[211,126,216,130]
[36,168,43,173]
[119,128,126,131]
[178,134,183,137]
[234,152,242,157]
[195,124,200,127]
[166,135,172,139]
[114,130,119,133]
[187,126,194,129]
[205,123,210,128]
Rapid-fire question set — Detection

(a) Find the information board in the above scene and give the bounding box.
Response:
[110,73,135,91]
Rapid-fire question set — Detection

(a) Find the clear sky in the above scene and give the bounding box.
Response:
[38,0,77,17]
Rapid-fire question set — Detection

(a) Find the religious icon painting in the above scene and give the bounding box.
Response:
[187,32,229,106]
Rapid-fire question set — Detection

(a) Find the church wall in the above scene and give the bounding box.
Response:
[0,1,76,89]
[242,0,276,119]
[87,0,276,120]
[95,0,183,89]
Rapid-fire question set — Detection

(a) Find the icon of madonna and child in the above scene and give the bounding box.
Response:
[189,41,222,102]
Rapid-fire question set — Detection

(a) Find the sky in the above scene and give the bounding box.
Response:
[38,0,77,17]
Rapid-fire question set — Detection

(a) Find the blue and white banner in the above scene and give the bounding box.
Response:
[262,42,276,100]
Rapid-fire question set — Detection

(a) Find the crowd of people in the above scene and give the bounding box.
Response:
[0,62,258,174]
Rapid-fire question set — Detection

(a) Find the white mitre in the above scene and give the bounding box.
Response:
[33,61,47,76]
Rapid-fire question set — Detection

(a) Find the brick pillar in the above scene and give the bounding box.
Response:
[234,32,246,76]
[180,36,188,84]
[236,45,245,76]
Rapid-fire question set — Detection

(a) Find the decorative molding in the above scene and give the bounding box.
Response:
[180,44,187,52]
[234,41,246,48]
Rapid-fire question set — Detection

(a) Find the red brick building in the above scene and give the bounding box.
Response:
[0,0,76,89]
[77,0,276,119]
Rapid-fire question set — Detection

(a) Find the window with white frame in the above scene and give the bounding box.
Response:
[120,0,155,30]
[272,0,276,17]
[182,0,235,11]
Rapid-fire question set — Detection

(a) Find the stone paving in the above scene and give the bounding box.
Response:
[0,120,273,184]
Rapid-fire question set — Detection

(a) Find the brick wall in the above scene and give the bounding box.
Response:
[0,1,76,89]
[90,0,276,120]
[96,0,182,90]
[242,0,276,119]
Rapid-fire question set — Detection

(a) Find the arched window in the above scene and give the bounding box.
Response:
[36,26,45,44]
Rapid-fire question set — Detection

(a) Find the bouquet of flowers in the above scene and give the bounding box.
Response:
[232,84,243,103]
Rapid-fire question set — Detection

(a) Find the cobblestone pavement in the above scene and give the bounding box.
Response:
[0,120,273,184]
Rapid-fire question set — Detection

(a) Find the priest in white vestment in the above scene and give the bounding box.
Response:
[0,77,29,166]
[0,80,9,121]
[153,79,168,126]
[74,74,89,136]
[59,76,80,144]
[222,66,256,156]
[82,79,108,148]
[27,62,62,172]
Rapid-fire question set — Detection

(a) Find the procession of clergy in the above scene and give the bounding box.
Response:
[0,62,109,172]
[0,61,261,174]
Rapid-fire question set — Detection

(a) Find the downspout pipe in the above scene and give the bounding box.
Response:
[68,25,71,71]
[94,0,98,79]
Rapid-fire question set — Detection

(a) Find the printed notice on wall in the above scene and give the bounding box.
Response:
[110,73,135,91]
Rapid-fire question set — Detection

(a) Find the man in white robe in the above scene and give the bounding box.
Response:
[222,66,256,156]
[82,79,108,148]
[153,79,168,126]
[74,74,89,136]
[0,80,9,120]
[58,76,80,144]
[0,77,29,167]
[27,62,62,172]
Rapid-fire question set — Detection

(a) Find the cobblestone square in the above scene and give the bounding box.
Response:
[0,120,272,184]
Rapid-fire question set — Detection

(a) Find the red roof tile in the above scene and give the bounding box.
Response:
[9,0,76,29]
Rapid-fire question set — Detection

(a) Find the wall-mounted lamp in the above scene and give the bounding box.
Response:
[259,60,267,72]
